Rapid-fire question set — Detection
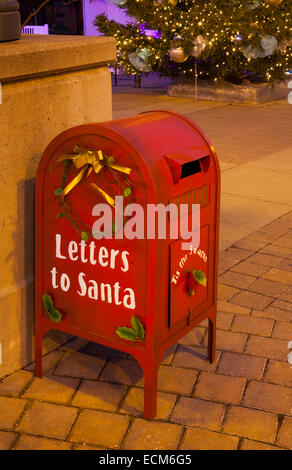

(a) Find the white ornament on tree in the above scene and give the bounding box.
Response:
[190,35,206,57]
[242,35,278,59]
[128,48,152,72]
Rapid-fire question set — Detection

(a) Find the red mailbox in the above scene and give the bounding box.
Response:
[35,110,220,419]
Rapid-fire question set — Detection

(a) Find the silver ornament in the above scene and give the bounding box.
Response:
[260,35,278,56]
[190,35,206,57]
[128,48,152,72]
[242,35,278,59]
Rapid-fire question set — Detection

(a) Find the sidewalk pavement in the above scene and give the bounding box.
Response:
[0,90,291,450]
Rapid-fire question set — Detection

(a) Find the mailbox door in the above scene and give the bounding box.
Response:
[169,225,210,327]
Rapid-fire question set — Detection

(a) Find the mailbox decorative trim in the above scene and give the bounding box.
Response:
[116,315,145,342]
[54,145,135,239]
[42,293,63,323]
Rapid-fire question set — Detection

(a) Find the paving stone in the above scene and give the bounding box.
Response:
[262,268,292,285]
[245,336,288,361]
[0,396,27,430]
[211,329,248,353]
[217,311,234,330]
[277,259,292,272]
[173,346,221,371]
[278,215,292,227]
[247,232,281,244]
[157,365,198,395]
[217,352,266,380]
[16,402,78,439]
[194,372,246,404]
[85,342,129,359]
[0,431,16,450]
[271,299,292,312]
[264,360,292,387]
[225,247,253,261]
[100,358,144,386]
[217,300,251,316]
[54,351,105,379]
[218,254,240,271]
[272,321,292,341]
[70,409,130,448]
[273,235,292,249]
[240,439,282,450]
[220,271,256,289]
[231,260,269,277]
[25,350,64,375]
[217,284,240,301]
[180,427,239,450]
[231,291,274,311]
[23,375,79,404]
[0,370,33,397]
[247,278,287,298]
[232,239,267,252]
[14,435,72,450]
[258,222,289,237]
[280,286,292,302]
[74,444,105,450]
[253,306,292,322]
[161,344,178,365]
[120,387,176,420]
[222,406,278,443]
[170,396,225,431]
[123,419,183,450]
[277,417,292,449]
[71,380,127,412]
[244,381,292,415]
[60,337,90,353]
[231,315,274,337]
[247,253,284,267]
[177,327,206,346]
[260,244,292,259]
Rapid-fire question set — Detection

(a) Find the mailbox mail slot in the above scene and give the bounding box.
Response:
[35,110,220,419]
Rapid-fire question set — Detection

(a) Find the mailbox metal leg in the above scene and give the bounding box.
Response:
[208,317,216,364]
[143,361,159,420]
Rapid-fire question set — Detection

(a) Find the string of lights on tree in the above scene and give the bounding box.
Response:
[95,0,292,82]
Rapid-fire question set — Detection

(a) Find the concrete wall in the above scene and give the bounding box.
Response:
[0,34,116,378]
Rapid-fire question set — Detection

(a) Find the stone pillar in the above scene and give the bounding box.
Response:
[0,34,116,378]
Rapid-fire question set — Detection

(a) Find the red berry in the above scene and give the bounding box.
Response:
[186,272,196,295]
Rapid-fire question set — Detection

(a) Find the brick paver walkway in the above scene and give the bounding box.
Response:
[0,214,291,450]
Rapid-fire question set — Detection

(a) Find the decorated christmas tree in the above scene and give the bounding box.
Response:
[95,0,292,83]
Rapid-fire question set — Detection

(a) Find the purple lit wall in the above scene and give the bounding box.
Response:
[83,0,131,36]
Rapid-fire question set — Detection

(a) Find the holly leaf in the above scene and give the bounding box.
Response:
[192,270,207,287]
[107,156,115,164]
[49,308,62,323]
[115,327,137,342]
[124,187,131,197]
[130,316,145,340]
[62,159,71,168]
[42,294,54,312]
[188,289,196,296]
[81,231,88,241]
[54,188,63,196]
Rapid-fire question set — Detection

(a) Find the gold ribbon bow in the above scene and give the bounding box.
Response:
[57,145,131,207]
